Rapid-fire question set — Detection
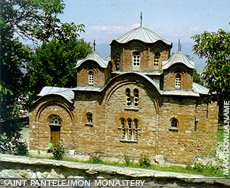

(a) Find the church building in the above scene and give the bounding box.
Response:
[29,25,218,164]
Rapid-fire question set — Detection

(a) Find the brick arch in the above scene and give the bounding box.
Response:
[101,73,161,114]
[34,97,74,123]
[30,99,75,150]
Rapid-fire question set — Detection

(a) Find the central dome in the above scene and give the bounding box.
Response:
[113,26,172,45]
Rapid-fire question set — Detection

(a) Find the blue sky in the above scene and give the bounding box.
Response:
[59,0,229,71]
[59,0,229,44]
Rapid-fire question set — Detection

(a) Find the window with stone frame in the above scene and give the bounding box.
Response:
[86,112,93,126]
[88,71,94,85]
[169,117,178,131]
[175,73,181,88]
[119,118,139,142]
[49,115,62,126]
[126,88,132,107]
[125,88,139,110]
[132,51,140,67]
[133,88,139,107]
[133,118,139,140]
[154,52,160,66]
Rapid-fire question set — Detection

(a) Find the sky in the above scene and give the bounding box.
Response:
[59,0,230,71]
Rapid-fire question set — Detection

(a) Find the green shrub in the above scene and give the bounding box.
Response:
[52,145,65,160]
[193,162,224,177]
[16,142,28,156]
[47,142,53,153]
[139,153,151,167]
[89,153,103,164]
[124,155,133,166]
[217,126,224,142]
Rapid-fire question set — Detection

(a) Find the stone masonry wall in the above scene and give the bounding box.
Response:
[77,61,107,87]
[194,99,218,157]
[102,82,159,158]
[158,97,197,163]
[163,64,193,90]
[111,41,171,72]
[30,80,218,164]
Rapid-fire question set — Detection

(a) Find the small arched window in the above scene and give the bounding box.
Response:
[133,119,139,140]
[133,88,139,107]
[125,88,139,109]
[134,119,139,129]
[86,112,93,126]
[126,88,131,106]
[49,115,62,126]
[169,118,179,131]
[127,118,133,140]
[154,52,160,66]
[175,74,181,88]
[171,118,178,128]
[88,71,94,85]
[119,118,139,142]
[132,51,140,67]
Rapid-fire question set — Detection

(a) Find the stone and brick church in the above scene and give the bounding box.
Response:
[29,25,218,164]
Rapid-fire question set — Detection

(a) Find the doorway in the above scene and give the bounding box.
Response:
[50,125,61,145]
[49,115,62,145]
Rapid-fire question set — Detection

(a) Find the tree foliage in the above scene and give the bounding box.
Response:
[193,70,203,85]
[27,38,91,101]
[192,29,230,99]
[1,0,82,42]
[0,0,90,138]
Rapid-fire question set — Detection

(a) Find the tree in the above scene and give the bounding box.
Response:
[0,1,32,136]
[192,29,230,98]
[193,70,203,85]
[192,29,230,122]
[27,38,92,102]
[0,0,88,139]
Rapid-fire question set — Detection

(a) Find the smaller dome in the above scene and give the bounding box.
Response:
[112,26,172,45]
[162,51,195,70]
[76,51,109,68]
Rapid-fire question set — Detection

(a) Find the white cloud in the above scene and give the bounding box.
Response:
[88,23,140,34]
[80,24,206,44]
[81,23,140,43]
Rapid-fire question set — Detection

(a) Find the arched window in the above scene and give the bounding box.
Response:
[154,52,160,66]
[133,88,139,107]
[86,112,93,126]
[119,118,139,142]
[133,119,139,140]
[125,88,139,109]
[126,88,131,106]
[175,74,181,88]
[127,118,132,140]
[88,71,94,85]
[169,118,179,132]
[49,115,62,126]
[171,118,178,128]
[132,51,140,67]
